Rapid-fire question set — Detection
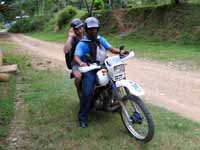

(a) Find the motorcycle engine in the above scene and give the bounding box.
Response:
[94,88,111,111]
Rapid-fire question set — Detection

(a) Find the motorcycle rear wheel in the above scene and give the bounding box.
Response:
[120,94,155,143]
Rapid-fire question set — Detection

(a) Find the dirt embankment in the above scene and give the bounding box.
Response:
[10,33,200,122]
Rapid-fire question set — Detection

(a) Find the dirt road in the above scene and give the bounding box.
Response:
[10,33,200,122]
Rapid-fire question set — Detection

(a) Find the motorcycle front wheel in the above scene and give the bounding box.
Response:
[120,94,155,143]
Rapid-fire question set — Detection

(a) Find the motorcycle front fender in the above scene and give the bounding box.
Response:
[115,80,145,97]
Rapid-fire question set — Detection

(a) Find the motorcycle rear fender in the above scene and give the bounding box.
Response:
[115,80,144,96]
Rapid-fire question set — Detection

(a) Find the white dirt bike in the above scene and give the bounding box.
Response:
[79,47,155,143]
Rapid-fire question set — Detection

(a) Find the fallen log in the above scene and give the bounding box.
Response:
[0,73,10,82]
[0,64,18,73]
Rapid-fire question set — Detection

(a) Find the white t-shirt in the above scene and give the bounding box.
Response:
[96,45,107,63]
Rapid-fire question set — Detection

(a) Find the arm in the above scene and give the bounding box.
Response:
[63,28,75,53]
[108,47,120,54]
[74,42,87,67]
[99,36,120,54]
[109,47,129,55]
[74,55,87,67]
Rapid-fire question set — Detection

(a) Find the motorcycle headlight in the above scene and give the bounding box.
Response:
[114,64,125,74]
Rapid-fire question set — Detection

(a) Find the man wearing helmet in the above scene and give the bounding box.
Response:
[63,18,84,98]
[74,17,122,128]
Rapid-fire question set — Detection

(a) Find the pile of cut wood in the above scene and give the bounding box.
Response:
[0,49,18,82]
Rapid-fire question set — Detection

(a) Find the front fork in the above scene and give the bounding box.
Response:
[112,82,143,124]
[111,82,122,100]
[111,81,130,100]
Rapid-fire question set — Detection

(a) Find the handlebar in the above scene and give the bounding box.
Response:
[78,63,101,73]
[120,51,134,62]
[78,51,135,73]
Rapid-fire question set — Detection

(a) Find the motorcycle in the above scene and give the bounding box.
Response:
[78,47,155,143]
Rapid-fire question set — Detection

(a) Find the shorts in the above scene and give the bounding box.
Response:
[72,64,80,73]
[70,64,81,79]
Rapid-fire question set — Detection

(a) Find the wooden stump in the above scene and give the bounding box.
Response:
[0,73,10,82]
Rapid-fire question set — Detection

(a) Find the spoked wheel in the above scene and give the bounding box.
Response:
[118,88,155,142]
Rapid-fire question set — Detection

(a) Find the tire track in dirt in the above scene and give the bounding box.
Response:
[10,33,200,122]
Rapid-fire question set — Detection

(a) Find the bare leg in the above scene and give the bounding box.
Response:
[73,71,82,99]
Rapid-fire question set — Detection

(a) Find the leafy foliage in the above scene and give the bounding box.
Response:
[0,23,5,29]
[55,6,77,30]
[97,3,200,43]
[94,0,104,10]
[8,16,47,33]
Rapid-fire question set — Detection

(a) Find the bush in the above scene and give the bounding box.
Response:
[94,0,104,10]
[0,23,5,29]
[8,18,30,33]
[56,6,77,30]
[44,17,57,32]
[8,16,47,33]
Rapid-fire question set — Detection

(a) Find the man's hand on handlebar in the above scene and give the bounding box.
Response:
[122,50,129,55]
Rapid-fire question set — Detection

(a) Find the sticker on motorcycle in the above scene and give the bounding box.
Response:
[129,81,142,93]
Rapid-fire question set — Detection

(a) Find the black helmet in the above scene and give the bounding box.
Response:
[84,17,100,30]
[70,18,83,29]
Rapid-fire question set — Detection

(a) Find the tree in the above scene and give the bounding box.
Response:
[172,0,187,4]
[0,0,20,22]
[0,0,15,12]
[108,0,113,8]
[84,0,95,16]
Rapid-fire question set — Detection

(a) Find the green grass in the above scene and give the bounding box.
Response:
[26,31,67,43]
[0,78,16,137]
[106,35,200,67]
[21,63,200,150]
[0,38,29,149]
[0,40,16,52]
[0,39,17,149]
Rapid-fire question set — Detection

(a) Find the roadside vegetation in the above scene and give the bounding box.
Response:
[0,37,27,149]
[0,77,16,150]
[0,23,5,30]
[26,3,200,70]
[106,35,200,70]
[19,69,200,150]
[0,37,200,149]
